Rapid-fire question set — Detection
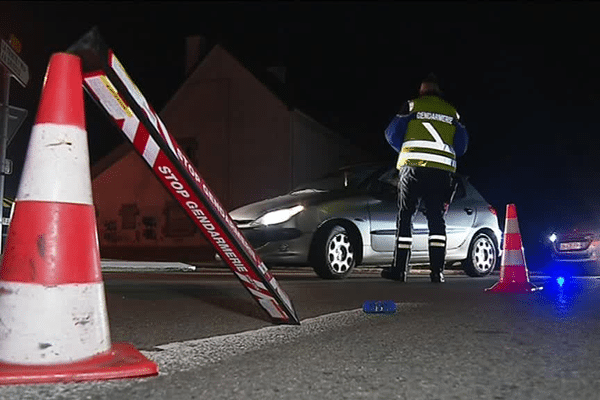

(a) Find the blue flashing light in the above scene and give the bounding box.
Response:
[556,276,565,287]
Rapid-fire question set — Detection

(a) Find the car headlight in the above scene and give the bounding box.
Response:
[253,205,304,226]
[549,233,557,243]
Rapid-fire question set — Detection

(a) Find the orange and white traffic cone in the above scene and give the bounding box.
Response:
[0,53,158,384]
[486,204,542,293]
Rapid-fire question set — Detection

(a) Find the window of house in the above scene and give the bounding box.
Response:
[142,216,158,240]
[119,203,139,230]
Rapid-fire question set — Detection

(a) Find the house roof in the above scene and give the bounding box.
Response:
[91,36,346,178]
[187,35,293,110]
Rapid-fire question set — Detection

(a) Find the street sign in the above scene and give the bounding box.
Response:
[0,39,29,87]
[2,159,11,175]
[0,104,27,146]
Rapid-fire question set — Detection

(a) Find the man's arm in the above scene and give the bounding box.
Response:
[385,101,413,153]
[453,121,469,157]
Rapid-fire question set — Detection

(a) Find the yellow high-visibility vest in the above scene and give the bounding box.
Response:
[397,95,459,173]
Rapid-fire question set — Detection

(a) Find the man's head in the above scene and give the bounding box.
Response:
[419,73,442,97]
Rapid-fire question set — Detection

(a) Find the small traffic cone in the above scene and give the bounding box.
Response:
[486,204,542,293]
[0,53,158,385]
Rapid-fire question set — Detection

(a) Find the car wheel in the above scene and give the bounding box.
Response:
[311,225,356,279]
[463,231,498,277]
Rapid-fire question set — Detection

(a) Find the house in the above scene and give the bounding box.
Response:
[91,36,373,263]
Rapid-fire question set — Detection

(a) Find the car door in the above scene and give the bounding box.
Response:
[411,177,476,250]
[368,173,475,254]
[367,168,428,254]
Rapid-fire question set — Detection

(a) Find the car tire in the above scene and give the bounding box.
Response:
[311,225,356,279]
[463,231,498,277]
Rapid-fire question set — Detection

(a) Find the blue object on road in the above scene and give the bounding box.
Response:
[363,300,396,314]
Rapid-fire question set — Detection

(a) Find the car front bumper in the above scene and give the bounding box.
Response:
[550,240,600,263]
[238,226,313,265]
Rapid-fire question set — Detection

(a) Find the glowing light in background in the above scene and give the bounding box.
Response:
[556,276,565,286]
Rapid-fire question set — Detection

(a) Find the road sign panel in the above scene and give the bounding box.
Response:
[0,39,29,87]
[2,159,11,175]
[0,104,28,146]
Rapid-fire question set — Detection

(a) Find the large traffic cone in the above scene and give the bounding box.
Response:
[486,204,542,293]
[0,53,158,384]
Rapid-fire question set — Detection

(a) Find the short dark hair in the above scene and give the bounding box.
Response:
[422,73,438,85]
[420,73,442,96]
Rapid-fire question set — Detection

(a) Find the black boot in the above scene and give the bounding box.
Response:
[429,244,446,283]
[381,267,407,281]
[382,247,410,282]
[430,270,445,283]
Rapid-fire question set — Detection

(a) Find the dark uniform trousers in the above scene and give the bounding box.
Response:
[392,165,454,280]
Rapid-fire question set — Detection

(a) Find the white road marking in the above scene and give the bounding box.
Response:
[0,304,422,399]
[101,260,197,272]
[147,304,422,373]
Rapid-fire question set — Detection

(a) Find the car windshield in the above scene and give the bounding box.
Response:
[292,164,389,192]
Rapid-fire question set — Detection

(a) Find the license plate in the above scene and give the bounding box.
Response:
[559,242,585,251]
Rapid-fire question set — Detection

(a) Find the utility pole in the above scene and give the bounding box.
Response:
[0,68,10,251]
[0,36,29,252]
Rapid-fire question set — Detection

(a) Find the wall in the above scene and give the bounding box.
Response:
[92,150,211,261]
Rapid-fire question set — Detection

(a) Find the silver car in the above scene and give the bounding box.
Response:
[541,223,600,276]
[229,163,502,279]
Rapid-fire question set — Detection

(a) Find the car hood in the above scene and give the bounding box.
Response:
[554,222,600,240]
[229,188,356,221]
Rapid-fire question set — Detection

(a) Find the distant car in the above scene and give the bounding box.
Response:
[543,224,600,275]
[228,163,502,279]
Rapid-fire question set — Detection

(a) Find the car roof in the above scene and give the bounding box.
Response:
[338,162,469,180]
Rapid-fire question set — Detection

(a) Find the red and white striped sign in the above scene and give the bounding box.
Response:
[69,29,299,324]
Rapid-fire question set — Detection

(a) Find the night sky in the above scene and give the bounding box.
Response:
[2,2,600,258]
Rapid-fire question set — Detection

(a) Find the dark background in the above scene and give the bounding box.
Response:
[2,1,600,263]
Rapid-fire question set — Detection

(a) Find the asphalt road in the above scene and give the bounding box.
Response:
[2,266,600,399]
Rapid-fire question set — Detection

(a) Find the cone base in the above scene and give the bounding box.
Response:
[0,343,158,385]
[485,280,543,293]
